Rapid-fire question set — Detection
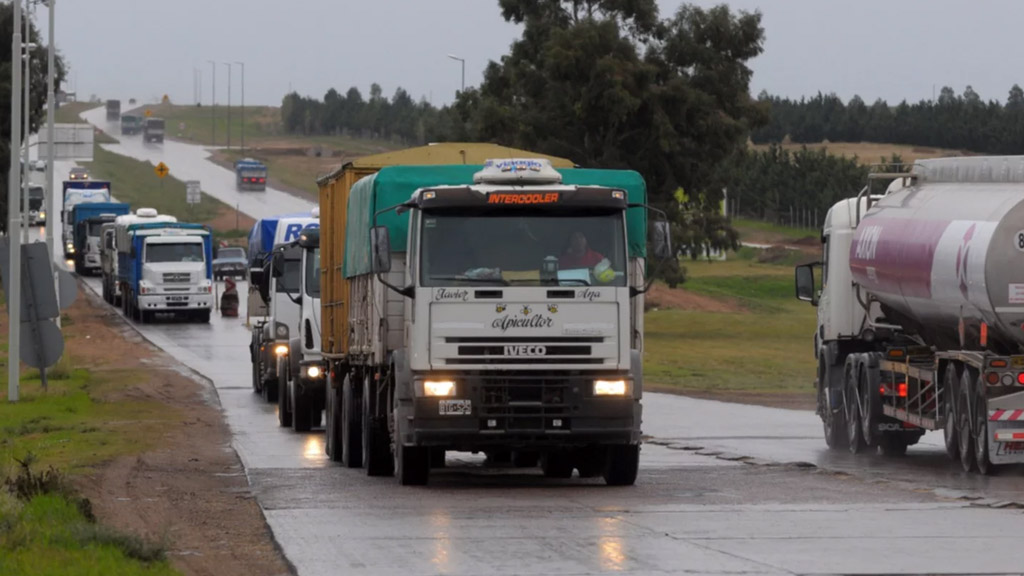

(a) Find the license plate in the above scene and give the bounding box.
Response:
[439,399,471,416]
[167,296,187,302]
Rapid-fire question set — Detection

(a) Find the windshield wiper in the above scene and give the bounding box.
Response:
[429,275,509,286]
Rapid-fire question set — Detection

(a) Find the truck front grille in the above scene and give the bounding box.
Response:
[476,373,574,431]
[163,272,190,283]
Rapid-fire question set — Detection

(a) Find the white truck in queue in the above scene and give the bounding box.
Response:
[257,226,325,432]
[248,210,320,406]
[101,209,179,306]
[318,159,669,486]
[797,156,1024,474]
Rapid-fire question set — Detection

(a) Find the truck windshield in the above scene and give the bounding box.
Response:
[305,248,321,298]
[146,243,204,263]
[277,259,301,293]
[419,212,628,287]
[148,120,165,129]
[217,247,245,260]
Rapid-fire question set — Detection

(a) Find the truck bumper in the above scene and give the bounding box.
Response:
[138,293,214,311]
[401,372,641,450]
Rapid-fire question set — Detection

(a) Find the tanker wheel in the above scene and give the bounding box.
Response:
[878,433,908,457]
[973,372,997,476]
[942,363,961,461]
[860,361,883,447]
[844,358,867,454]
[325,376,343,463]
[957,369,976,473]
[819,358,847,450]
[340,375,362,468]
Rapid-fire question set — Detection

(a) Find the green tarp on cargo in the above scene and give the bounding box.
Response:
[344,165,648,278]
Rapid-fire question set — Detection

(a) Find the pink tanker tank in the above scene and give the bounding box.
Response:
[849,157,1024,352]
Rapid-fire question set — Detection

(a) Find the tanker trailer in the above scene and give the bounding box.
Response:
[795,157,1024,475]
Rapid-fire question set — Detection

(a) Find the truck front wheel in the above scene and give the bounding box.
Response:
[278,374,292,428]
[394,441,429,486]
[362,375,393,476]
[292,378,312,432]
[603,444,640,486]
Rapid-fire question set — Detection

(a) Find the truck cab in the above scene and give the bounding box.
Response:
[106,99,121,122]
[270,227,325,431]
[338,159,669,485]
[235,158,268,192]
[27,185,45,226]
[62,181,112,257]
[121,114,142,135]
[102,209,178,306]
[143,118,165,143]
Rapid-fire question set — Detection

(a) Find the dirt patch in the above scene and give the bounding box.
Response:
[65,286,291,576]
[646,284,743,313]
[204,204,255,239]
[647,384,816,411]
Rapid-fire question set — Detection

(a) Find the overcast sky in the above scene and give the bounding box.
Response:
[42,0,1024,108]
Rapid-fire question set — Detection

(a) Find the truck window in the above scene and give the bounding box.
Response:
[146,243,204,263]
[822,235,830,287]
[419,212,628,287]
[277,259,301,293]
[305,248,321,298]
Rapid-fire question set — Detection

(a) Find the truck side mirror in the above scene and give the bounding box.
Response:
[370,226,392,274]
[795,263,819,306]
[651,221,672,261]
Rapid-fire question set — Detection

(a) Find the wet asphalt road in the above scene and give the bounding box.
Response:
[59,108,1024,575]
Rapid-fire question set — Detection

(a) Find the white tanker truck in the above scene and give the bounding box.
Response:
[797,157,1024,474]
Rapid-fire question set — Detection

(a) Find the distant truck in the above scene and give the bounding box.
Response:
[101,209,178,307]
[120,114,142,135]
[26,184,45,226]
[70,202,131,275]
[62,180,112,257]
[143,117,165,143]
[117,220,214,323]
[235,158,268,192]
[796,157,1024,475]
[247,210,319,404]
[106,99,121,122]
[317,157,667,485]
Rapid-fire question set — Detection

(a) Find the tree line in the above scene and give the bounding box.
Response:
[752,86,1024,154]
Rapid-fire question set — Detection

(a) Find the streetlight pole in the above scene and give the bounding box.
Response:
[234,61,244,153]
[22,4,36,244]
[208,60,216,145]
[223,62,232,148]
[447,54,465,94]
[45,0,55,268]
[8,0,24,401]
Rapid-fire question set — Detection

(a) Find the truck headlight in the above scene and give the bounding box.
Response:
[305,365,322,379]
[39,211,45,220]
[594,379,628,396]
[275,323,288,338]
[424,380,455,397]
[273,344,289,356]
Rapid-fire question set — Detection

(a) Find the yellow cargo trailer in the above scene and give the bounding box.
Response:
[316,143,574,360]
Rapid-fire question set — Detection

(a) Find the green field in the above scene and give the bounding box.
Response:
[643,253,817,403]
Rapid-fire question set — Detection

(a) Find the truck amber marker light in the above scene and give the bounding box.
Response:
[487,192,560,204]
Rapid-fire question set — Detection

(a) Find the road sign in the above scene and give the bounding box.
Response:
[57,269,77,310]
[186,180,201,205]
[0,240,67,370]
[145,109,153,117]
[155,162,169,178]
[20,319,64,368]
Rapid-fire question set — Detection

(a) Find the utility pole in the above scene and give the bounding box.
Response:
[235,61,244,152]
[208,60,216,145]
[8,0,24,401]
[22,2,34,244]
[45,0,55,269]
[224,62,232,148]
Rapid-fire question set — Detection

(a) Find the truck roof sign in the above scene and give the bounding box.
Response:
[473,158,563,185]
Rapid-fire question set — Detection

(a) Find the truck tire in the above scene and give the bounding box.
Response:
[844,358,867,454]
[541,451,574,479]
[879,433,909,457]
[819,357,847,450]
[943,363,960,460]
[195,310,211,323]
[278,373,292,428]
[362,376,393,476]
[957,369,976,472]
[972,371,996,475]
[394,441,429,486]
[292,378,312,432]
[140,310,152,324]
[325,376,343,462]
[341,376,362,467]
[860,356,883,447]
[603,444,640,486]
[575,447,605,478]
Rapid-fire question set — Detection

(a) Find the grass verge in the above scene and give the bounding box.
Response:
[644,253,817,403]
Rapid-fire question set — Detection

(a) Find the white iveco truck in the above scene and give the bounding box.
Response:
[797,157,1024,474]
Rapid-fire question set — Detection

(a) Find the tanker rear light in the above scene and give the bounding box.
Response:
[990,359,1009,368]
[887,349,906,360]
[897,383,908,398]
[987,372,1001,385]
[1018,373,1024,386]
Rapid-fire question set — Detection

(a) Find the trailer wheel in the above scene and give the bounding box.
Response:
[844,357,867,454]
[943,363,960,461]
[325,375,343,462]
[972,372,997,475]
[341,376,362,467]
[603,445,640,486]
[278,372,292,428]
[957,369,976,472]
[819,358,848,450]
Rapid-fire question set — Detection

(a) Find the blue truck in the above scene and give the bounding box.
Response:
[116,221,215,324]
[235,158,268,192]
[62,180,112,257]
[70,201,131,275]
